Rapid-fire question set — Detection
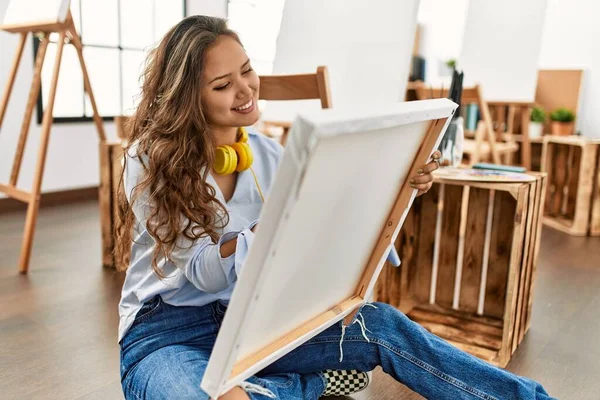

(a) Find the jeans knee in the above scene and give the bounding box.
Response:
[363,302,415,333]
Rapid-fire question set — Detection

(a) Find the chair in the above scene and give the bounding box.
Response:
[415,84,518,165]
[258,66,332,145]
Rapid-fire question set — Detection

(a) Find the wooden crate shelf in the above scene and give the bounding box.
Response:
[376,173,547,368]
[541,135,600,236]
[99,140,125,268]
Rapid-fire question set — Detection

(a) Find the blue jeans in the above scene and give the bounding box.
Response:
[120,296,554,399]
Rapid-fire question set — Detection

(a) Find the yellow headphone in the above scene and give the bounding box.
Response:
[213,127,265,202]
[214,127,254,175]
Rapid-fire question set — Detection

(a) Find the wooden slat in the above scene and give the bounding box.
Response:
[452,187,470,309]
[498,186,528,365]
[412,183,439,304]
[484,190,517,318]
[459,187,489,314]
[0,183,31,203]
[512,182,536,353]
[114,116,133,141]
[259,73,321,101]
[10,36,49,187]
[435,184,463,308]
[0,32,27,128]
[550,144,568,216]
[572,143,598,235]
[542,216,583,235]
[565,145,581,219]
[415,320,502,351]
[522,175,545,337]
[99,142,115,267]
[315,66,332,108]
[408,308,502,338]
[398,204,418,309]
[0,20,66,33]
[416,303,504,328]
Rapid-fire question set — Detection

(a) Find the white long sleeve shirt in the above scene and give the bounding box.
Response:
[118,127,283,342]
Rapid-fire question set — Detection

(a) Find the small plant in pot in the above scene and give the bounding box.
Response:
[529,106,545,138]
[550,108,575,136]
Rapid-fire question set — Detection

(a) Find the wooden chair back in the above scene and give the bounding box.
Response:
[259,66,332,145]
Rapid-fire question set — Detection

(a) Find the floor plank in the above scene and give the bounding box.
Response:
[1,200,599,399]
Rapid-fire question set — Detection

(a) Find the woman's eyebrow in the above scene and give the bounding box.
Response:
[209,59,251,84]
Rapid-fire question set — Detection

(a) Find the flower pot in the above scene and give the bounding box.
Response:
[529,122,544,138]
[551,121,574,136]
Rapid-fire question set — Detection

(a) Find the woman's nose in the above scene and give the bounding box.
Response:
[236,83,252,99]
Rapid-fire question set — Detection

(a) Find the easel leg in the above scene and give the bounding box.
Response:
[10,36,50,186]
[19,32,67,274]
[0,32,28,128]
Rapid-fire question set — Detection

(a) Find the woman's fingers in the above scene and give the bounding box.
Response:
[410,173,433,185]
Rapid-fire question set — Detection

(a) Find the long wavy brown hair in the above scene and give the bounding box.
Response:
[114,16,241,277]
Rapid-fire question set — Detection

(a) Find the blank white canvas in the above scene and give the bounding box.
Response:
[459,0,547,101]
[202,98,456,398]
[2,0,70,26]
[261,0,420,122]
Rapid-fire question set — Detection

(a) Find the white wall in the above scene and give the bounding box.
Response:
[459,0,547,102]
[186,0,227,18]
[264,0,420,121]
[538,0,599,138]
[0,0,225,199]
[417,0,469,85]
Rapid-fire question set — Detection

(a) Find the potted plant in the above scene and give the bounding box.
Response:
[529,106,545,138]
[550,108,575,136]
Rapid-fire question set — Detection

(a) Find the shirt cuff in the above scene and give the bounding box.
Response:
[234,228,255,277]
[217,231,238,264]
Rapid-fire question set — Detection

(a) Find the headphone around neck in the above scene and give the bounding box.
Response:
[213,127,265,202]
[214,127,253,175]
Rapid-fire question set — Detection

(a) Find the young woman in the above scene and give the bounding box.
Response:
[116,15,555,400]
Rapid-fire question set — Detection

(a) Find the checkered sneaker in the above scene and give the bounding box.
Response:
[321,369,370,397]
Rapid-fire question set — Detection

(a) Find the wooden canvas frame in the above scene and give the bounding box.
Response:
[0,6,106,273]
[201,99,456,398]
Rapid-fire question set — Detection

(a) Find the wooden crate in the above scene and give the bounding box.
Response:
[376,173,547,368]
[541,136,600,236]
[99,117,132,267]
[503,134,544,171]
[99,140,125,267]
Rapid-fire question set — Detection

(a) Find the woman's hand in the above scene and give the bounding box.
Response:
[410,150,441,197]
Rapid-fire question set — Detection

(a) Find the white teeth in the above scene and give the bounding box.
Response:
[234,99,252,111]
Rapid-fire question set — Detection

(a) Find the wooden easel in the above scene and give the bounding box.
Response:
[0,10,106,274]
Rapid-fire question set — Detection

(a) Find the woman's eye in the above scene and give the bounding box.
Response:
[242,67,253,75]
[214,83,230,91]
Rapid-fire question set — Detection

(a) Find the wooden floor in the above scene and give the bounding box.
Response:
[1,200,599,399]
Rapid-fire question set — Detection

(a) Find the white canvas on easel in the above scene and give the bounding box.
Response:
[261,0,420,122]
[2,0,70,30]
[201,98,457,398]
[458,0,548,102]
